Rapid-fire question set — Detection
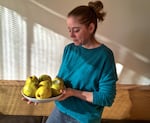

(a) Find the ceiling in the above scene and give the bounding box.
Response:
[0,0,150,85]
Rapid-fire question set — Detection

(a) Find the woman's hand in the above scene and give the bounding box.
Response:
[57,88,73,101]
[21,97,38,105]
[57,88,93,103]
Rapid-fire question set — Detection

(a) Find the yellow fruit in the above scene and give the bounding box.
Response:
[35,86,52,99]
[51,77,64,96]
[25,75,39,86]
[22,85,37,97]
[39,80,52,87]
[39,74,51,82]
[22,75,39,97]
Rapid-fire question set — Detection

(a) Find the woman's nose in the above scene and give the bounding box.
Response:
[70,31,75,38]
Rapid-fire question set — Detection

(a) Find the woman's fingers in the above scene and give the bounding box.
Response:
[21,97,38,105]
[21,97,28,101]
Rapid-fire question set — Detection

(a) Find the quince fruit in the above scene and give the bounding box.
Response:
[22,75,39,97]
[25,75,39,86]
[22,84,37,97]
[39,74,51,82]
[39,80,52,87]
[35,80,52,99]
[51,77,64,96]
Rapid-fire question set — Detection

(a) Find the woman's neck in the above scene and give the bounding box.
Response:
[82,38,102,49]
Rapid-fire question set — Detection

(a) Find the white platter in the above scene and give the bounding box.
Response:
[21,90,63,103]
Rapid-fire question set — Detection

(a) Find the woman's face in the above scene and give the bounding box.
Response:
[67,16,94,46]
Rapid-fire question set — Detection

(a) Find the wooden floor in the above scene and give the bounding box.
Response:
[102,119,150,123]
[0,115,150,123]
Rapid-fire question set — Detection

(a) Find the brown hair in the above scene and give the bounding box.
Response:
[67,1,106,34]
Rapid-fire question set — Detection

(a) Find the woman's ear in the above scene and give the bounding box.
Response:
[88,23,95,34]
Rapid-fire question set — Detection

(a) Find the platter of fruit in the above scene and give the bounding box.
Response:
[21,74,64,103]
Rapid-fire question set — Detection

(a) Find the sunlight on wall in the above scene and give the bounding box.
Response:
[0,6,70,80]
[116,63,123,77]
[0,6,27,80]
[31,24,69,78]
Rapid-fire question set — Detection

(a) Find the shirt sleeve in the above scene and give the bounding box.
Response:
[93,52,118,106]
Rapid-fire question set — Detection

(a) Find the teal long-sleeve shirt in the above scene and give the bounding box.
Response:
[55,43,118,123]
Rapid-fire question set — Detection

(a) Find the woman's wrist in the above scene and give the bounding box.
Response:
[66,88,75,97]
[67,88,93,103]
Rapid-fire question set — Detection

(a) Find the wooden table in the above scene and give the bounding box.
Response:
[0,80,150,120]
[0,80,54,116]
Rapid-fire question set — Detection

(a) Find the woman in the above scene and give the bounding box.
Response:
[46,1,118,123]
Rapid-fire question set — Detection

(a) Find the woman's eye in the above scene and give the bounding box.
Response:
[68,27,80,33]
[73,29,80,33]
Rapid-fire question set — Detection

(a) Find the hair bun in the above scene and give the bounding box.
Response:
[88,1,103,12]
[88,1,106,22]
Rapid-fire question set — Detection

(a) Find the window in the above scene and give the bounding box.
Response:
[0,6,69,80]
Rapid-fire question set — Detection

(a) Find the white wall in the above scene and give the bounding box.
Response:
[0,0,149,85]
